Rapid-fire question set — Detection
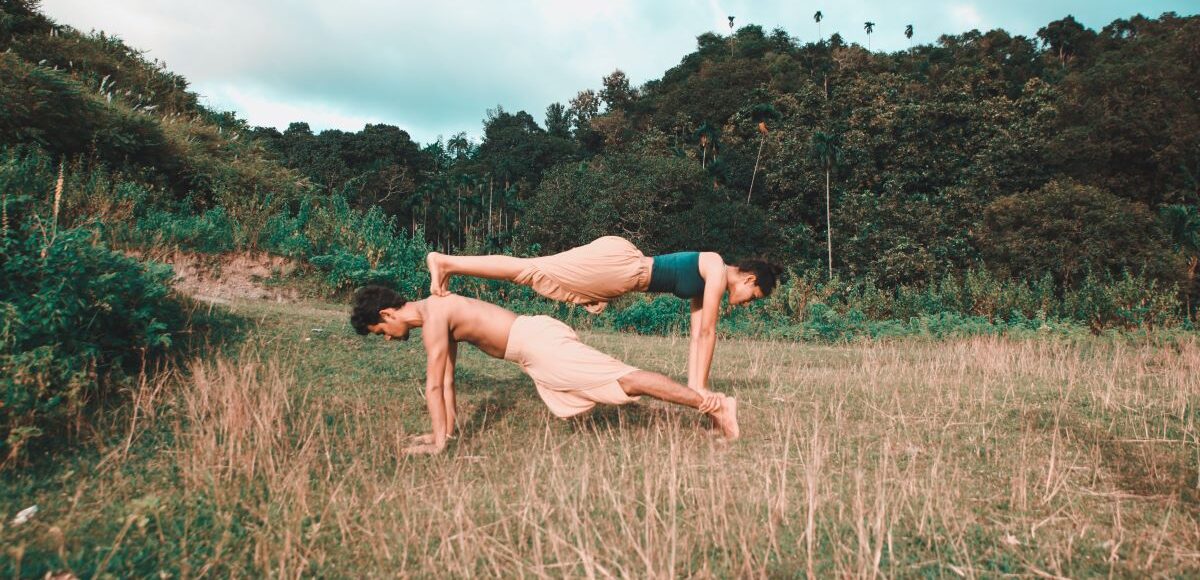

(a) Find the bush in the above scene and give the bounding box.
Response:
[978,179,1172,284]
[1061,271,1181,333]
[303,197,432,296]
[1,183,183,460]
[131,206,241,253]
[610,295,688,335]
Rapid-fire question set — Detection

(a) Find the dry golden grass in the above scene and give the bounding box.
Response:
[3,299,1199,577]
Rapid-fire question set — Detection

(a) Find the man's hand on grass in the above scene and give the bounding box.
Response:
[697,390,723,414]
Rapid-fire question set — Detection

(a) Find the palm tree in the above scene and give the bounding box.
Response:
[905,24,913,46]
[728,16,736,56]
[814,11,823,41]
[810,131,841,279]
[1160,204,1200,319]
[693,121,718,169]
[864,21,876,51]
[747,103,780,203]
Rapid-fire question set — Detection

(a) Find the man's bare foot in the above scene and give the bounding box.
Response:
[426,252,450,296]
[409,433,454,444]
[709,396,740,440]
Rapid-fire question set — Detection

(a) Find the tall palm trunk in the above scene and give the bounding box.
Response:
[1188,256,1198,321]
[747,132,767,203]
[825,166,832,279]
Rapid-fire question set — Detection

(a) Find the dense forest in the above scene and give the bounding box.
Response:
[4,0,1197,292]
[247,12,1200,293]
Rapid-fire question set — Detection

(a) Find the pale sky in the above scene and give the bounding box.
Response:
[38,0,1198,144]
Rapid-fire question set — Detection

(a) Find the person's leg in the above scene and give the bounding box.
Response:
[618,370,739,439]
[427,252,530,296]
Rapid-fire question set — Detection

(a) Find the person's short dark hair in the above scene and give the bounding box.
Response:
[736,259,785,297]
[351,285,408,335]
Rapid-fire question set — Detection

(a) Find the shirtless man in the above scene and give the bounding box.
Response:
[350,285,740,455]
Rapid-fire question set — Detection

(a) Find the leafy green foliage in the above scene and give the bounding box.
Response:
[978,179,1172,284]
[0,151,184,458]
[273,196,433,296]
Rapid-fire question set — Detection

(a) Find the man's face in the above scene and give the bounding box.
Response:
[366,308,412,341]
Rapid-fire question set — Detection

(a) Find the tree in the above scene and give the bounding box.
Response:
[810,131,841,278]
[567,90,600,135]
[728,16,736,56]
[693,121,719,169]
[544,103,571,138]
[599,69,633,111]
[814,11,823,41]
[978,180,1170,285]
[447,132,472,160]
[905,24,913,46]
[525,153,707,253]
[1037,15,1094,67]
[747,102,780,203]
[864,21,876,51]
[1160,204,1200,318]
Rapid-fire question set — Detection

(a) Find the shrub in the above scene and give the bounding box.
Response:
[304,197,432,296]
[1,181,183,461]
[1061,271,1181,333]
[610,295,688,335]
[132,206,241,253]
[978,179,1172,284]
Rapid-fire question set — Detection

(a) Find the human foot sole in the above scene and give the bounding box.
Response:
[426,252,449,296]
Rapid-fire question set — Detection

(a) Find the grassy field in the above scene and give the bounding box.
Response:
[3,298,1199,578]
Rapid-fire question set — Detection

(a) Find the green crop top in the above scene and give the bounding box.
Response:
[647,252,706,299]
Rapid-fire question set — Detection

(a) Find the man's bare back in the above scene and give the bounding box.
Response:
[418,294,517,359]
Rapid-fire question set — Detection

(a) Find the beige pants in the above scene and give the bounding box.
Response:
[503,315,640,418]
[513,236,652,314]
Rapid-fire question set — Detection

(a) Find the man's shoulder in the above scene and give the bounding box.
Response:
[425,293,490,316]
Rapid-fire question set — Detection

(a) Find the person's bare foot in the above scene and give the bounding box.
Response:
[426,252,450,296]
[708,396,740,440]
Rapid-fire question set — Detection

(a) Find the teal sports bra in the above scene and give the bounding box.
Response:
[647,252,706,299]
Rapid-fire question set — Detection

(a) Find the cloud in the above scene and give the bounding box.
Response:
[36,0,1199,143]
[197,83,387,133]
[950,3,984,29]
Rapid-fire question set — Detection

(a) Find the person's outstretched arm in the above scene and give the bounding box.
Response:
[408,317,451,455]
[686,253,727,412]
[442,340,458,440]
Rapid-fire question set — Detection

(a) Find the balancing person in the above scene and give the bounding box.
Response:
[351,285,740,455]
[426,236,782,400]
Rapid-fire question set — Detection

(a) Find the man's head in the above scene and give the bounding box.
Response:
[726,259,785,305]
[351,285,412,340]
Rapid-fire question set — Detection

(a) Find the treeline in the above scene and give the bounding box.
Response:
[244,12,1199,307]
[1,0,1197,307]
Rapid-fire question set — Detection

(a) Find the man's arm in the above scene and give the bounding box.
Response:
[686,254,726,413]
[408,315,450,455]
[442,339,458,440]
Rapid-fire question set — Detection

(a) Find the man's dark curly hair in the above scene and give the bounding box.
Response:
[351,285,408,335]
[734,259,786,297]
